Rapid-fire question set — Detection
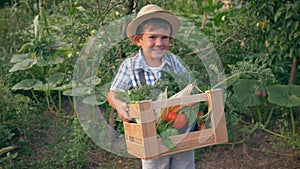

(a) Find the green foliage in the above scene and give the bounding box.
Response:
[61,117,90,168]
[268,85,300,107]
[0,146,17,169]
[116,70,196,103]
[0,79,39,168]
[0,0,299,167]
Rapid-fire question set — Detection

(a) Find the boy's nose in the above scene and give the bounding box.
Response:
[155,38,163,46]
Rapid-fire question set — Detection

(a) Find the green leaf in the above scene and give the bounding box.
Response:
[46,73,65,85]
[33,83,56,91]
[285,12,293,20]
[10,53,30,63]
[82,94,106,105]
[37,56,64,66]
[12,79,42,90]
[95,82,111,97]
[84,76,102,86]
[63,87,93,96]
[33,15,39,38]
[267,85,300,107]
[274,7,284,23]
[53,83,72,91]
[51,56,64,64]
[232,79,263,106]
[0,146,15,156]
[9,58,37,72]
[161,133,175,151]
[294,31,300,39]
[49,41,67,48]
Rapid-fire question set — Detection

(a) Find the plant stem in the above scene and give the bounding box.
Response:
[257,107,262,124]
[67,96,75,113]
[263,107,274,128]
[58,91,62,112]
[29,70,36,79]
[258,108,285,138]
[45,91,50,110]
[290,107,296,136]
[259,127,285,138]
[226,123,259,145]
[73,97,77,114]
[48,90,58,113]
[30,90,44,109]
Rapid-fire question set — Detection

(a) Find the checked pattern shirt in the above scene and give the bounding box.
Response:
[110,49,186,91]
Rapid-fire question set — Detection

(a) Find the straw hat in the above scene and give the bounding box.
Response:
[126,4,180,39]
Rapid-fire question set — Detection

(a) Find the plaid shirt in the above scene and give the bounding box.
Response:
[110,49,186,91]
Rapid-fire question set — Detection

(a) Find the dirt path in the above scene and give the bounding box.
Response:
[87,130,300,169]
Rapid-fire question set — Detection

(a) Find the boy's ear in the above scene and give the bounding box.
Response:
[132,35,141,45]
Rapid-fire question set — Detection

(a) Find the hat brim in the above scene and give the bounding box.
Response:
[126,11,181,40]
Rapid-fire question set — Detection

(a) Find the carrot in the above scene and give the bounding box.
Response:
[197,110,205,130]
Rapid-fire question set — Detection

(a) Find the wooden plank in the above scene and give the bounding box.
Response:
[157,129,214,155]
[123,122,143,139]
[126,136,143,144]
[124,122,157,138]
[128,103,141,118]
[141,121,157,138]
[143,136,160,159]
[206,89,228,144]
[139,101,156,123]
[126,140,146,159]
[152,93,208,109]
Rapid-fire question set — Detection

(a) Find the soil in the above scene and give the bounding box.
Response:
[20,104,300,169]
[86,129,300,169]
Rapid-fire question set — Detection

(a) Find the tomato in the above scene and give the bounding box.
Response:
[172,114,188,129]
[166,111,178,123]
[262,90,268,97]
[255,89,263,97]
[198,110,204,116]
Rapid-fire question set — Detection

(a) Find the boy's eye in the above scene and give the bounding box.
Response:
[148,35,169,40]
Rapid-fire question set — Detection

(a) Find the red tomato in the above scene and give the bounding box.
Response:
[166,111,178,123]
[198,110,204,116]
[172,114,188,129]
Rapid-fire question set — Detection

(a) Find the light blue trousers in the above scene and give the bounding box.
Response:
[142,150,195,169]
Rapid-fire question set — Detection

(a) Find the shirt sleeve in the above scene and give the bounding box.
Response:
[170,53,187,73]
[110,59,131,91]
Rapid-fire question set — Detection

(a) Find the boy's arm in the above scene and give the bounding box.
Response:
[107,90,131,122]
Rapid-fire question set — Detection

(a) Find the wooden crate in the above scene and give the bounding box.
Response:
[123,88,228,160]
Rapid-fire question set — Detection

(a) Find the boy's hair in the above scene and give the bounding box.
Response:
[136,18,172,35]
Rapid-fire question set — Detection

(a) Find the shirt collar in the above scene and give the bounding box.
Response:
[134,49,172,71]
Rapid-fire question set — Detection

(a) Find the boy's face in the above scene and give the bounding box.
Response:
[134,28,171,63]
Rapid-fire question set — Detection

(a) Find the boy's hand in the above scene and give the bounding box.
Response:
[107,90,131,122]
[115,100,130,122]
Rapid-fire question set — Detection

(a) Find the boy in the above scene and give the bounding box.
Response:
[107,4,196,169]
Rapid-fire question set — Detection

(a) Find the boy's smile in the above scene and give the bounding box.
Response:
[135,28,171,67]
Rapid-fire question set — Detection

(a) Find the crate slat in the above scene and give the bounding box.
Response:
[152,93,208,109]
[206,89,228,144]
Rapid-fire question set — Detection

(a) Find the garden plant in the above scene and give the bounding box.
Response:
[0,0,299,168]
